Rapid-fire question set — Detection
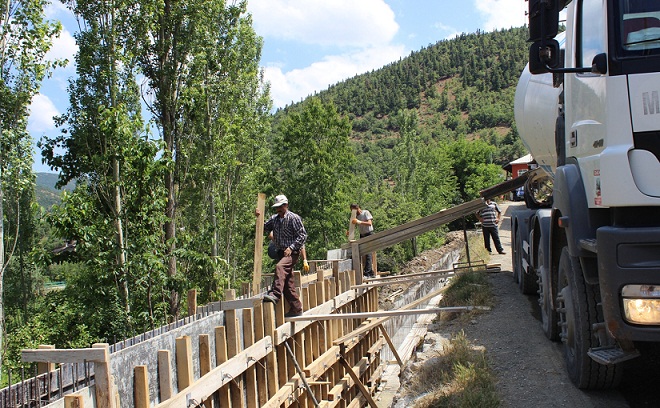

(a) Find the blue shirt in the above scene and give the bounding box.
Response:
[264,210,307,251]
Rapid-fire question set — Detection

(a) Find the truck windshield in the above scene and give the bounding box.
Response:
[617,0,660,56]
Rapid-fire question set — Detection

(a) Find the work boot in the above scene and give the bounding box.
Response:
[263,293,279,304]
[284,310,302,318]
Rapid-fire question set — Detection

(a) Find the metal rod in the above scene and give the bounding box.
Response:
[463,217,472,265]
[282,339,320,408]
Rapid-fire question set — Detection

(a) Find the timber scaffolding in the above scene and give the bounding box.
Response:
[10,175,533,408]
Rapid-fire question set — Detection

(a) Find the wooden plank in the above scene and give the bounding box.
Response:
[175,336,194,389]
[23,346,108,364]
[225,307,244,408]
[64,394,84,408]
[134,366,149,408]
[360,268,454,282]
[154,337,272,408]
[352,272,454,289]
[287,307,488,322]
[304,346,341,379]
[253,192,266,294]
[198,334,212,408]
[214,327,230,408]
[351,241,362,281]
[243,308,258,408]
[348,208,357,241]
[260,383,296,408]
[92,343,116,408]
[158,350,173,401]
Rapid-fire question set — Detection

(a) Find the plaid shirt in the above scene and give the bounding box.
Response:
[264,210,307,251]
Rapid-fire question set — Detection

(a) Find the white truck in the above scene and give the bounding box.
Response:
[511,0,660,389]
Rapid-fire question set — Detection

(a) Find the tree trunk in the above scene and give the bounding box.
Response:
[0,164,4,384]
[113,157,130,320]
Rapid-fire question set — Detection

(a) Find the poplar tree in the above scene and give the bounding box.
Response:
[0,0,62,380]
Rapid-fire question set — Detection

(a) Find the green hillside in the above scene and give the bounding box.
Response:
[35,173,75,209]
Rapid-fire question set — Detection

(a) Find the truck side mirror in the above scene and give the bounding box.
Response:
[528,0,560,42]
[591,53,607,75]
[529,39,561,74]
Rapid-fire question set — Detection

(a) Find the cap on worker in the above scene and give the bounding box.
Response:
[272,194,288,207]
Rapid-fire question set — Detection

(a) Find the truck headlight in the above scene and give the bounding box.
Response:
[622,285,660,325]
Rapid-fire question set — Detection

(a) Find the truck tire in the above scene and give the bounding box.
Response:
[556,247,622,389]
[537,243,558,341]
[519,230,538,295]
[512,227,522,284]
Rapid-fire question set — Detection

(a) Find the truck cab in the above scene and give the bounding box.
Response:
[512,0,660,389]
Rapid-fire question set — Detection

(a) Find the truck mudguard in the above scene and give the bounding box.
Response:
[552,160,595,259]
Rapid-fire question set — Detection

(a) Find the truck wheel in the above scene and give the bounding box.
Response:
[512,228,521,284]
[537,243,558,341]
[518,230,538,295]
[556,247,622,389]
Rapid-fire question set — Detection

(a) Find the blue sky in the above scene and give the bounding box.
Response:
[29,0,527,173]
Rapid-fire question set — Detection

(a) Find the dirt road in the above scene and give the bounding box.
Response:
[438,201,630,408]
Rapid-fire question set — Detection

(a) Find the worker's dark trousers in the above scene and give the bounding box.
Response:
[271,253,303,313]
[360,232,374,276]
[482,225,504,253]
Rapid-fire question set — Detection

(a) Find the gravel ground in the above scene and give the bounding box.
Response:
[393,201,632,408]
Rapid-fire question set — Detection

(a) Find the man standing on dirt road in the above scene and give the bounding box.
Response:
[477,198,506,255]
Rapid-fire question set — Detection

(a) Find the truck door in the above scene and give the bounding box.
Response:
[565,0,609,208]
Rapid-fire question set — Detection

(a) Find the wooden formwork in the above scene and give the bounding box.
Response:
[23,261,386,408]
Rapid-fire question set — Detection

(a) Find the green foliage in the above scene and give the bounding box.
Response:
[270,98,354,258]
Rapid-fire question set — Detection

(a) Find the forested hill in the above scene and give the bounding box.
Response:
[275,26,529,171]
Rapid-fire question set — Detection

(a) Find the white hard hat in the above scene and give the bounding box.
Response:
[272,194,288,207]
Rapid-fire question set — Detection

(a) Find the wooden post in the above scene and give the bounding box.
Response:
[157,350,173,401]
[64,395,84,408]
[263,305,279,397]
[187,289,197,317]
[175,336,194,390]
[253,303,268,405]
[243,309,258,408]
[224,294,244,407]
[199,334,212,408]
[214,327,230,407]
[241,282,251,297]
[352,241,362,285]
[253,193,266,295]
[37,345,55,374]
[92,343,116,408]
[134,366,149,408]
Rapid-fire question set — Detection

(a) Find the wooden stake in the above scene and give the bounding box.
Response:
[64,395,84,408]
[243,308,258,408]
[37,345,55,374]
[214,327,230,407]
[199,334,212,408]
[175,336,193,390]
[377,325,403,367]
[253,303,269,405]
[253,193,266,294]
[92,343,116,408]
[157,350,173,401]
[187,289,197,317]
[263,305,279,397]
[134,366,149,408]
[339,356,377,408]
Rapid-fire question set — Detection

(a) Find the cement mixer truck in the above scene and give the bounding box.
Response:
[511,0,660,389]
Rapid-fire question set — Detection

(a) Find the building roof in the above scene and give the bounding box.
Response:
[502,153,535,172]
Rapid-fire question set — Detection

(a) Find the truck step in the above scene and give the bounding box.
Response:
[579,238,598,253]
[588,346,640,365]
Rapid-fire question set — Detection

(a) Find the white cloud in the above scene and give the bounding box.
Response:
[46,27,77,68]
[248,0,398,47]
[265,45,404,108]
[28,94,59,133]
[475,0,527,31]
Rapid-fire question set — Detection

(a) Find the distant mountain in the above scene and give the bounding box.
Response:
[35,173,75,209]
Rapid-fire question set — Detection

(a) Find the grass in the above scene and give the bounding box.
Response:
[404,331,500,408]
[402,233,500,407]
